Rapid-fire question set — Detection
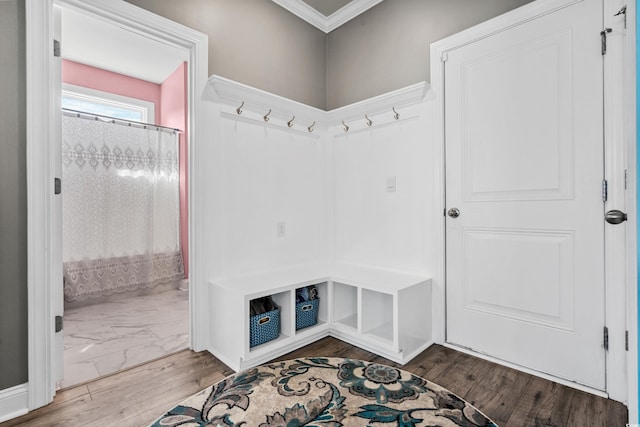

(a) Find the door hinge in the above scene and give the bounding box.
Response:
[626,330,629,351]
[602,179,608,202]
[600,28,612,55]
[55,315,63,333]
[54,177,61,195]
[441,51,449,62]
[53,39,61,58]
[603,326,609,350]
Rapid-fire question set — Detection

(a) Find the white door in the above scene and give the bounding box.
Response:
[445,0,606,390]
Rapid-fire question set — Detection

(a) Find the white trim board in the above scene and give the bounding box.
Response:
[430,0,635,417]
[622,0,637,422]
[208,74,429,133]
[26,0,56,409]
[0,384,28,423]
[25,0,208,412]
[207,75,328,130]
[272,0,384,33]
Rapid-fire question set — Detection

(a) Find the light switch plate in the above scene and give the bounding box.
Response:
[386,176,396,192]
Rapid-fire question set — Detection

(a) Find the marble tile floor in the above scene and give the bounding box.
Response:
[61,288,189,389]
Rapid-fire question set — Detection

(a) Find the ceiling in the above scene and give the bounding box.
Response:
[272,0,384,33]
[61,8,188,84]
[301,0,353,17]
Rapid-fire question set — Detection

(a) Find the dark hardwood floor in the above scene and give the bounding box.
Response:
[1,337,628,426]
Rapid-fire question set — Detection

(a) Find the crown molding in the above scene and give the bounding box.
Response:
[272,0,384,33]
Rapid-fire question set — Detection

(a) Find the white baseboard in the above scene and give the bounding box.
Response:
[0,383,28,423]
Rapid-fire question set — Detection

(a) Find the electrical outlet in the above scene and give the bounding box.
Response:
[277,222,286,237]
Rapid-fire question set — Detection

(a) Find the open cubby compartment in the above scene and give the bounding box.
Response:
[294,282,328,334]
[361,289,394,343]
[397,281,432,356]
[332,282,358,330]
[248,289,292,353]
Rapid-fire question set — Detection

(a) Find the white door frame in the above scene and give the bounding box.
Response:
[25,0,208,410]
[430,0,636,415]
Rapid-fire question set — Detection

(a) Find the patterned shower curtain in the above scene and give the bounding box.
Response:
[62,114,184,302]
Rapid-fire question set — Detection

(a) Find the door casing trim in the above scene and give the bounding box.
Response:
[25,0,208,410]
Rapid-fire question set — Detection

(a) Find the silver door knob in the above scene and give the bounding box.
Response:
[605,209,627,224]
[447,208,461,218]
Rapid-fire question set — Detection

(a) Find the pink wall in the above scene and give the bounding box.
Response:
[62,60,161,124]
[62,60,189,278]
[160,63,189,278]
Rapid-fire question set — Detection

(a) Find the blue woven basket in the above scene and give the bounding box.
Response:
[295,299,319,330]
[249,308,280,348]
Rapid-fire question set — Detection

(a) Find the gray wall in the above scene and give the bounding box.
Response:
[125,0,328,109]
[0,0,534,395]
[326,0,533,109]
[0,0,28,390]
[126,0,533,110]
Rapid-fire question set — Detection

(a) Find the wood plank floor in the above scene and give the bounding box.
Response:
[1,337,628,426]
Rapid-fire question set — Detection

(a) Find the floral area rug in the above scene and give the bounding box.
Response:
[150,357,498,426]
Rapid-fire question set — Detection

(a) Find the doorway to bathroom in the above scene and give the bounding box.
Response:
[56,4,191,388]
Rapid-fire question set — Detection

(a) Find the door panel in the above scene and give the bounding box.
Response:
[461,30,574,202]
[445,0,606,390]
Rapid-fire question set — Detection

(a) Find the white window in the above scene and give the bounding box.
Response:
[61,84,155,123]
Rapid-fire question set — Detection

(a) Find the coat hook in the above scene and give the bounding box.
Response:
[308,121,315,133]
[236,101,244,115]
[365,114,373,127]
[614,5,627,28]
[287,116,295,128]
[393,107,399,120]
[263,109,271,122]
[342,120,349,132]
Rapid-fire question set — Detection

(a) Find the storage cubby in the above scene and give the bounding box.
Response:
[333,282,358,330]
[361,289,393,342]
[270,290,292,338]
[294,282,328,334]
[249,295,281,348]
[248,290,291,352]
[209,263,431,371]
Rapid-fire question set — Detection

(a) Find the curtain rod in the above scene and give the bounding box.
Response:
[62,108,183,134]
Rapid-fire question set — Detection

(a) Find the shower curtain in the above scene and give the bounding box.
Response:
[61,114,184,302]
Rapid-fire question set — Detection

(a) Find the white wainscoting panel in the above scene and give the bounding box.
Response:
[331,101,434,275]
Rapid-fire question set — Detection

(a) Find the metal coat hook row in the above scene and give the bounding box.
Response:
[287,116,295,128]
[236,101,244,115]
[365,114,373,127]
[263,109,271,122]
[342,120,349,132]
[308,121,315,133]
[393,107,400,120]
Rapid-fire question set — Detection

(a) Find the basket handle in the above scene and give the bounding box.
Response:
[301,304,313,312]
[258,316,271,325]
